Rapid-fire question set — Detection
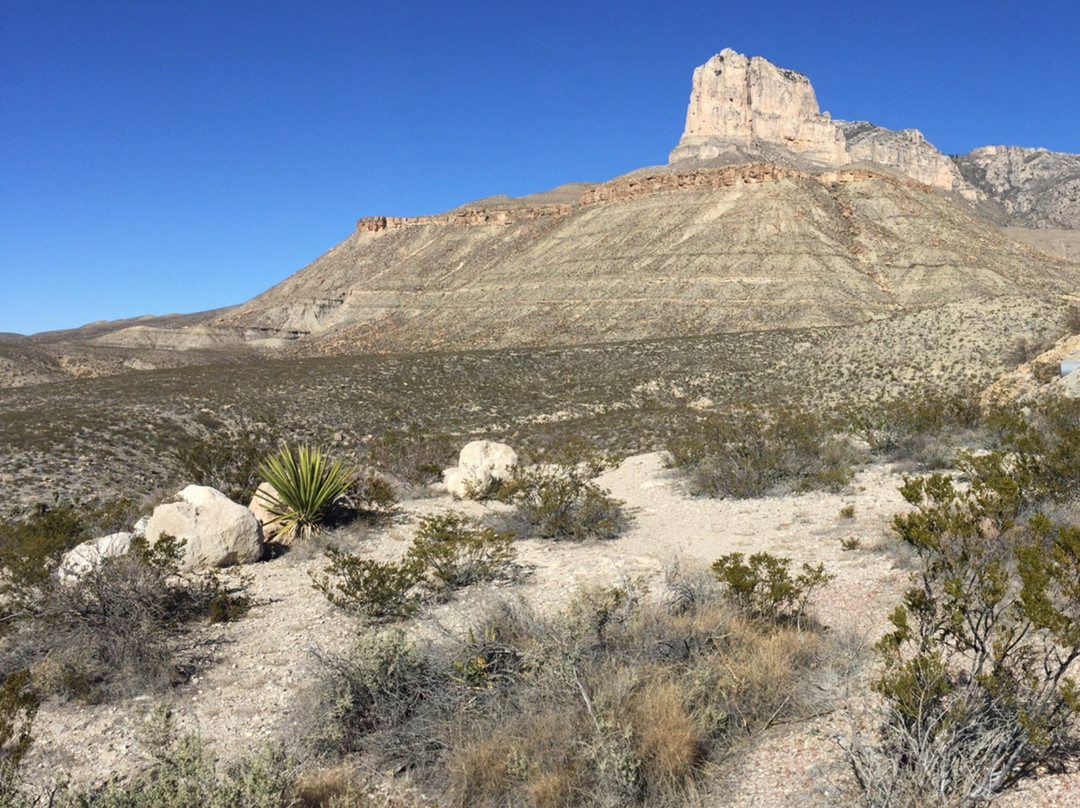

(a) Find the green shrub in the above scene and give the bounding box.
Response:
[408,512,515,588]
[54,707,294,808]
[306,629,432,759]
[502,447,629,541]
[711,552,833,627]
[343,473,398,519]
[2,533,248,703]
[845,388,984,468]
[312,550,424,619]
[257,444,356,542]
[847,399,1080,807]
[0,504,88,625]
[668,409,858,498]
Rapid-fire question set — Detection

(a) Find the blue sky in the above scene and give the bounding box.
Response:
[3,0,1078,336]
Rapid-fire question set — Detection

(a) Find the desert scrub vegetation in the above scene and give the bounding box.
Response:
[711,552,833,628]
[174,411,280,502]
[304,564,852,807]
[847,395,1080,807]
[0,670,37,805]
[312,512,516,619]
[500,444,630,540]
[1064,303,1080,335]
[666,408,860,498]
[17,706,417,808]
[408,512,516,588]
[845,387,985,470]
[257,444,356,542]
[0,503,249,703]
[366,426,458,488]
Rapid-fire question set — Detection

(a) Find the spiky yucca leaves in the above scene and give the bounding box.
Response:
[256,444,355,542]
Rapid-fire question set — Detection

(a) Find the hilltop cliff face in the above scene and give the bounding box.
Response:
[670,50,847,167]
[668,49,970,194]
[668,48,1080,230]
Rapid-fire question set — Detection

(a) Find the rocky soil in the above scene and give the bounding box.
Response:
[22,453,1080,806]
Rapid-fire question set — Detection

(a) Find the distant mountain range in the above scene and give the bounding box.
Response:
[4,49,1078,388]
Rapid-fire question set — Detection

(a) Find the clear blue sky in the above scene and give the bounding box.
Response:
[3,0,1078,336]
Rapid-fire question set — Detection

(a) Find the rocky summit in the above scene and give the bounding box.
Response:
[3,49,1079,386]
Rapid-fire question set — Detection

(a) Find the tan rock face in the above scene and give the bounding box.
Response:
[840,122,967,193]
[669,49,974,196]
[674,49,846,166]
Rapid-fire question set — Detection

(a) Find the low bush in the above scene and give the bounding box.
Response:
[1,529,249,703]
[53,706,295,808]
[847,396,1080,807]
[711,552,833,628]
[305,629,433,759]
[501,447,629,540]
[343,473,398,520]
[309,566,852,807]
[408,512,515,588]
[0,670,37,805]
[845,387,984,469]
[311,551,425,620]
[667,408,859,498]
[0,504,90,628]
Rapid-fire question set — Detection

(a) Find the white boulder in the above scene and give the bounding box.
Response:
[443,440,518,499]
[58,532,133,585]
[143,485,264,570]
[248,481,283,541]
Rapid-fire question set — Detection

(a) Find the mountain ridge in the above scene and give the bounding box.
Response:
[5,49,1079,386]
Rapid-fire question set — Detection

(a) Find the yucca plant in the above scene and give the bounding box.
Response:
[256,444,356,542]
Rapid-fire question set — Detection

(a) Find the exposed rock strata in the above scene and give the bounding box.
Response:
[954,146,1080,229]
[358,203,573,232]
[668,49,972,195]
[671,49,847,167]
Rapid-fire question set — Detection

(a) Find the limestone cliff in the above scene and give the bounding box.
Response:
[953,146,1080,229]
[669,49,846,168]
[668,49,973,197]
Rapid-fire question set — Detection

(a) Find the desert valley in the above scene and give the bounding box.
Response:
[2,48,1080,808]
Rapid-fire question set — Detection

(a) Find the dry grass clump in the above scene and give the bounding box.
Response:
[306,563,855,807]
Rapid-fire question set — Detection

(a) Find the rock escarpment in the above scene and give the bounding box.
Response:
[668,49,970,194]
[954,146,1080,229]
[668,49,1080,226]
[670,49,847,167]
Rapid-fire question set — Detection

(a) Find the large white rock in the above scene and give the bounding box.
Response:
[443,440,518,499]
[58,532,133,585]
[248,481,283,541]
[143,485,264,570]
